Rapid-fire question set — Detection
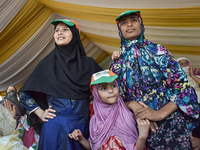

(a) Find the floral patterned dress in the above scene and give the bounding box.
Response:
[110,13,200,150]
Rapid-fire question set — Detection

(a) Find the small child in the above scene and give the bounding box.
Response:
[69,70,149,150]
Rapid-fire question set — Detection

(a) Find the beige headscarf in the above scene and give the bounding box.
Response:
[177,57,200,103]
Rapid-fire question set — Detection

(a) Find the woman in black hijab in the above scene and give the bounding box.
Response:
[19,19,102,150]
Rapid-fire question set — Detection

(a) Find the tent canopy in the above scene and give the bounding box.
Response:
[0,0,200,96]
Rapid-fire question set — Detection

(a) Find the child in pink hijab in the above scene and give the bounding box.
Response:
[69,70,150,150]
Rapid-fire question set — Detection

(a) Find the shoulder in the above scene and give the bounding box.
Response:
[145,39,171,56]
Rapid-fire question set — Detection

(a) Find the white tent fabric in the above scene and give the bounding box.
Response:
[0,0,199,94]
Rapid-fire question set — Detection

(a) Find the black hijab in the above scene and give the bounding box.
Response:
[19,25,102,100]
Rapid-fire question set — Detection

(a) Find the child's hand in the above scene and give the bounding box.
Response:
[41,105,56,122]
[4,100,16,118]
[69,129,84,142]
[137,118,150,140]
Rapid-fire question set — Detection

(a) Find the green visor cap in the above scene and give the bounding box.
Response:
[91,70,118,85]
[115,10,141,21]
[51,19,75,27]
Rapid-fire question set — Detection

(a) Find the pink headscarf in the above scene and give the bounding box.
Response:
[89,80,138,150]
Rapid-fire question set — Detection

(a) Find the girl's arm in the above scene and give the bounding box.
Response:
[34,105,56,122]
[135,118,150,150]
[125,101,158,132]
[135,101,178,121]
[69,129,91,150]
[19,92,56,122]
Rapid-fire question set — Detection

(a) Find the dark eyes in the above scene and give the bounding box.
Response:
[55,28,69,32]
[179,62,189,66]
[121,19,137,26]
[111,84,117,88]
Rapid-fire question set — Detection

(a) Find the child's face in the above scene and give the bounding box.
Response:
[120,14,141,40]
[54,22,73,46]
[97,81,119,105]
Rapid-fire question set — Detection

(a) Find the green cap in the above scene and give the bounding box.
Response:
[90,70,118,86]
[115,10,141,21]
[51,19,75,27]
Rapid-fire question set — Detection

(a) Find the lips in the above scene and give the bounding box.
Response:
[58,37,65,40]
[108,95,116,98]
[126,29,135,33]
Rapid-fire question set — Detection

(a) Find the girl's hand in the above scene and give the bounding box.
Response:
[41,105,56,122]
[69,129,83,141]
[137,118,150,140]
[137,101,158,132]
[135,102,163,121]
[4,100,16,118]
[111,51,120,60]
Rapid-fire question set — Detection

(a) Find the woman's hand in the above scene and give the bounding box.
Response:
[4,100,16,118]
[41,105,56,122]
[137,101,158,132]
[188,61,195,77]
[190,135,200,150]
[111,51,120,60]
[135,102,163,122]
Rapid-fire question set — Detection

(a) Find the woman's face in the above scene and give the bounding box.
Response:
[97,81,119,105]
[120,14,141,40]
[178,59,189,68]
[54,22,73,46]
[7,86,16,93]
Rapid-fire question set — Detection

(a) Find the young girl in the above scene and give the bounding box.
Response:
[110,10,200,149]
[18,19,102,149]
[69,70,150,150]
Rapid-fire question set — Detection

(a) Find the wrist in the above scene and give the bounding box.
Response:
[157,109,165,121]
[138,135,148,141]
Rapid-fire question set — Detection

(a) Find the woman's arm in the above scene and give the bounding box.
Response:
[125,101,158,132]
[135,101,178,121]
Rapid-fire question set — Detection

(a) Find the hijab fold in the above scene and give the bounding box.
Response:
[19,25,102,101]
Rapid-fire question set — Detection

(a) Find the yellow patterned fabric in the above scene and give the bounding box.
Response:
[0,104,28,150]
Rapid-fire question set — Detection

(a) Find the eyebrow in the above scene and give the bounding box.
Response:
[120,16,138,22]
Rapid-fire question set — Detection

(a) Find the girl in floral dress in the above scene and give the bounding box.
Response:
[69,70,150,150]
[110,10,200,150]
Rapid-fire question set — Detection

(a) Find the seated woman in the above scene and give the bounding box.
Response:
[1,85,39,150]
[177,57,200,149]
[0,99,27,150]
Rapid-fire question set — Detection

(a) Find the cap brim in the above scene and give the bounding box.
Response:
[115,10,141,21]
[51,19,75,27]
[91,75,118,85]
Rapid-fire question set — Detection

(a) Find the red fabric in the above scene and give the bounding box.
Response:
[89,103,94,118]
[100,136,125,150]
[22,127,35,148]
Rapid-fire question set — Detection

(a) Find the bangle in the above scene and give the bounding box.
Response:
[198,81,200,85]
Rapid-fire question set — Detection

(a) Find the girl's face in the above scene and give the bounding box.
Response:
[178,59,189,68]
[97,81,119,105]
[120,14,141,40]
[7,86,16,93]
[54,22,73,46]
